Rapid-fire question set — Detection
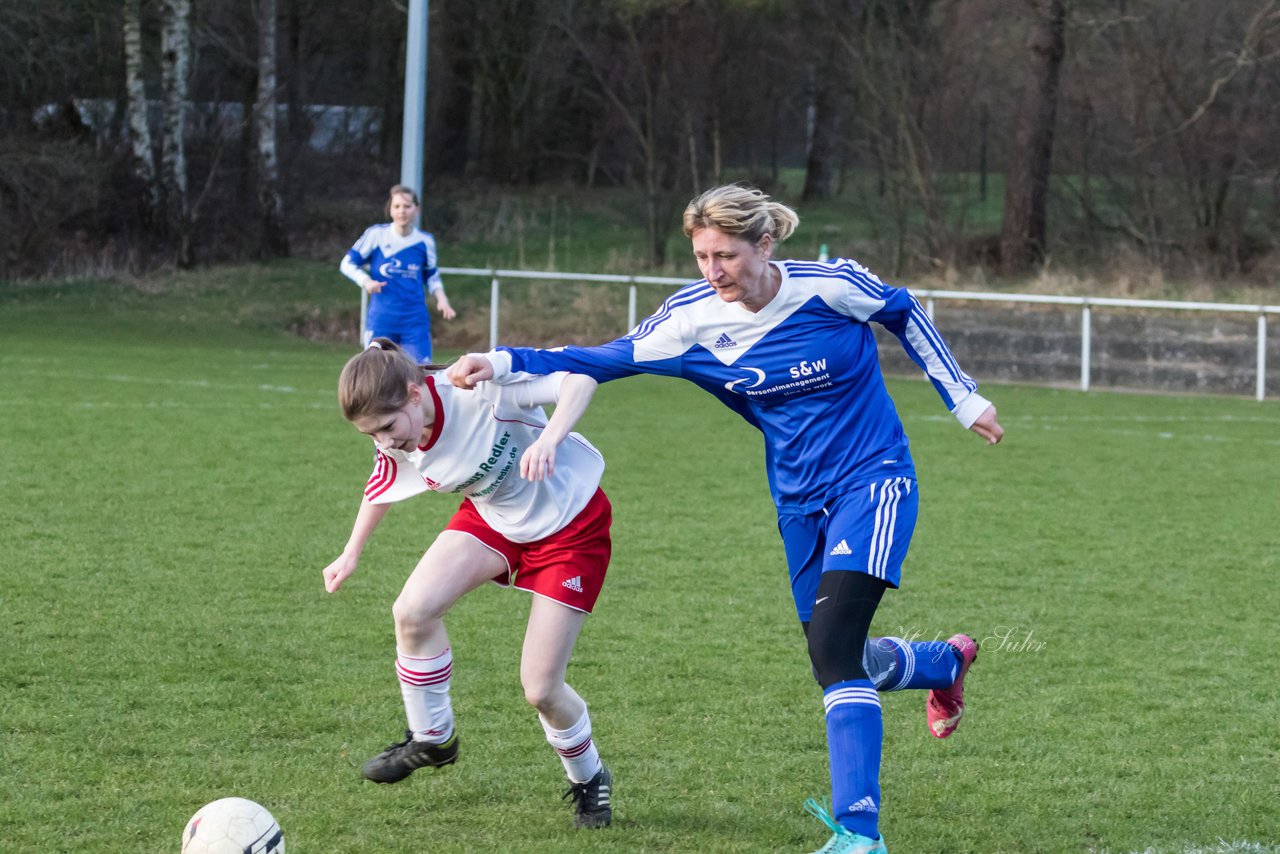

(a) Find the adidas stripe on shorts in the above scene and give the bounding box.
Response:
[777,477,919,622]
[445,488,612,613]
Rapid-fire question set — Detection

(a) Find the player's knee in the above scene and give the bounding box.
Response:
[520,674,563,713]
[807,616,869,689]
[391,596,443,640]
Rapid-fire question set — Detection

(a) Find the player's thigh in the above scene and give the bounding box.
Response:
[822,477,919,587]
[520,596,587,689]
[396,530,508,620]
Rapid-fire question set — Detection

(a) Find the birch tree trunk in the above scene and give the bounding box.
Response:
[161,0,192,266]
[123,0,160,225]
[256,0,289,257]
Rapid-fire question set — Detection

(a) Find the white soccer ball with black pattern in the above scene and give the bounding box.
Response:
[181,797,284,854]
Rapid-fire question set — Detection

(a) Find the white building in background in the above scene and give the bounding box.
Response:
[33,98,383,154]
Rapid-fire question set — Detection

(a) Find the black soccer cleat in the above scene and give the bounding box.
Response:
[563,764,613,829]
[361,730,459,783]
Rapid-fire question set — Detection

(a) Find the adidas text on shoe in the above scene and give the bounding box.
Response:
[564,764,612,829]
[804,798,887,854]
[361,730,459,783]
[927,633,978,739]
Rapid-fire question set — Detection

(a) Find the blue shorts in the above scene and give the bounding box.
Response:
[778,477,918,622]
[362,324,433,364]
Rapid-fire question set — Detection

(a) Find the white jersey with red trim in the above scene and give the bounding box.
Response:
[362,372,604,543]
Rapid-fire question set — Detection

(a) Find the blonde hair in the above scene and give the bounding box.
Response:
[384,184,420,217]
[338,338,427,421]
[682,184,799,244]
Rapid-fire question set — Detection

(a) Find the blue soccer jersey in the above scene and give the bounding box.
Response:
[341,223,443,330]
[486,258,990,514]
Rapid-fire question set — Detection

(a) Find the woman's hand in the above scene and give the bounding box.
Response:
[446,354,494,388]
[520,437,558,482]
[518,373,596,481]
[436,293,457,320]
[323,552,359,593]
[970,405,1005,445]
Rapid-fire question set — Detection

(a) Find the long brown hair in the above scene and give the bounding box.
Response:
[337,338,446,421]
[384,184,420,218]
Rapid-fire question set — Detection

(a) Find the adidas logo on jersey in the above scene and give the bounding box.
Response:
[562,576,584,593]
[829,539,853,556]
[848,796,878,814]
[713,332,737,349]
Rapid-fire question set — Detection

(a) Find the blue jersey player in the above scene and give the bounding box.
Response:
[340,185,456,363]
[448,185,1004,854]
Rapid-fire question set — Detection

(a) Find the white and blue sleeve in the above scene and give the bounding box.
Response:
[340,225,379,289]
[831,260,985,423]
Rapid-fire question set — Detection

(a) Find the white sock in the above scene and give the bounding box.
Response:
[395,647,454,743]
[540,705,602,784]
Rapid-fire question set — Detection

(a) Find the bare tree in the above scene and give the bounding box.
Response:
[123,0,161,225]
[802,0,861,202]
[836,0,955,269]
[1000,0,1066,273]
[161,0,193,266]
[431,0,478,177]
[457,0,583,183]
[256,0,289,257]
[556,0,689,265]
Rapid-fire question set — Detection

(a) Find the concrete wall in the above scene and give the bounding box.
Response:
[874,303,1280,399]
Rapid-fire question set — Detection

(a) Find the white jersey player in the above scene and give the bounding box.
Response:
[321,338,614,830]
[362,365,605,547]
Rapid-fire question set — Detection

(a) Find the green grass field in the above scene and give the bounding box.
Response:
[2,268,1278,853]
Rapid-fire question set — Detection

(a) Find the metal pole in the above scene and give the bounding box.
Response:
[364,0,426,344]
[925,297,935,320]
[401,0,428,223]
[628,283,637,332]
[1081,304,1092,391]
[489,276,500,349]
[360,288,368,346]
[1257,313,1267,402]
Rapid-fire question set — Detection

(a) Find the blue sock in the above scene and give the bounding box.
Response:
[874,637,960,691]
[823,678,882,838]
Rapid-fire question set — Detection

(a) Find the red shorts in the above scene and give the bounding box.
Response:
[444,488,612,613]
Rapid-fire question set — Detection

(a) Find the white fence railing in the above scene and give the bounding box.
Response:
[911,289,1279,401]
[360,267,1280,401]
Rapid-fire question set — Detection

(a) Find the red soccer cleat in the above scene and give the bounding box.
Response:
[926,633,978,739]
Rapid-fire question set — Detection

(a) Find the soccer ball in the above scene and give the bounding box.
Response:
[181,797,285,854]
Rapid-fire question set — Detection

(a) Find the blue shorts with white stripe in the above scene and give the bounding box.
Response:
[778,477,919,622]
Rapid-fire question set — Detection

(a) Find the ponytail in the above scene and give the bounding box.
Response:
[338,338,427,421]
[682,184,799,244]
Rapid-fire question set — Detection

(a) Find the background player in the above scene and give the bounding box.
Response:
[447,184,1003,854]
[340,185,456,363]
[322,338,613,829]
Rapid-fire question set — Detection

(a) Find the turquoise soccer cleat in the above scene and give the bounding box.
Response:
[803,797,887,854]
